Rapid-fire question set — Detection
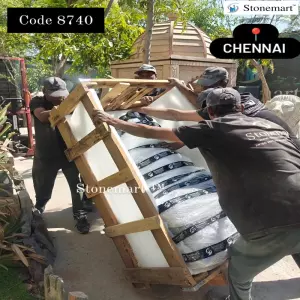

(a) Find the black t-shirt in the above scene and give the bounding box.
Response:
[30,96,66,159]
[240,92,265,116]
[174,113,300,238]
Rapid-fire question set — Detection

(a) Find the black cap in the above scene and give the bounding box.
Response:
[195,67,229,87]
[206,88,241,107]
[196,88,217,108]
[134,64,157,75]
[43,77,69,98]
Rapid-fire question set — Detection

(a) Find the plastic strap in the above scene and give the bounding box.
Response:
[132,143,168,150]
[158,190,209,214]
[154,171,212,199]
[143,161,194,180]
[150,170,203,193]
[172,211,227,244]
[137,150,176,169]
[182,232,239,263]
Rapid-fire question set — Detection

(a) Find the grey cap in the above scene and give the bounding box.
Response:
[43,77,69,98]
[206,88,241,107]
[196,88,217,108]
[134,64,157,75]
[195,67,229,87]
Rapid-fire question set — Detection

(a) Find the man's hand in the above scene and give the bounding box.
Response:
[168,77,185,87]
[159,141,185,150]
[141,96,155,105]
[92,109,115,125]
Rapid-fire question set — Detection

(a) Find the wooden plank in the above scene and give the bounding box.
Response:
[152,26,169,31]
[141,39,169,46]
[193,271,209,283]
[55,83,87,120]
[173,35,200,40]
[207,272,227,286]
[109,87,137,110]
[173,29,198,34]
[149,45,170,53]
[172,52,204,58]
[101,83,130,107]
[193,267,223,288]
[105,216,162,237]
[64,124,110,161]
[152,30,168,34]
[85,167,134,198]
[173,42,202,47]
[147,34,170,41]
[171,54,207,61]
[150,52,171,59]
[120,87,153,109]
[169,18,174,56]
[173,46,204,55]
[207,262,228,286]
[82,79,170,89]
[124,267,192,286]
[194,26,208,57]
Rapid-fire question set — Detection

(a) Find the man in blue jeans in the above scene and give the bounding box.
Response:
[93,88,300,300]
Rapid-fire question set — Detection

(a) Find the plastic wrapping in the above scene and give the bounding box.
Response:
[119,112,238,274]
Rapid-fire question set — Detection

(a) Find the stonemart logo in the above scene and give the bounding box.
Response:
[224,1,299,15]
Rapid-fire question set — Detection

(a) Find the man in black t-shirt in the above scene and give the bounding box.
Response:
[30,77,90,234]
[92,88,300,300]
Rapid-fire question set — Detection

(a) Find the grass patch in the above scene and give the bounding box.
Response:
[0,267,35,300]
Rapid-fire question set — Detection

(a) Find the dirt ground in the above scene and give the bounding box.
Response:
[15,157,300,300]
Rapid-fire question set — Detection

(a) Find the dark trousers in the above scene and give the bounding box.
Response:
[228,228,300,300]
[32,156,85,216]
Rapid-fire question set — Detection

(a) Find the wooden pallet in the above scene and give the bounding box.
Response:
[49,79,227,289]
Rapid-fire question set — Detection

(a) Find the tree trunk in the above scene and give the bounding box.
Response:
[55,55,67,78]
[144,0,155,64]
[250,59,271,103]
[104,0,114,18]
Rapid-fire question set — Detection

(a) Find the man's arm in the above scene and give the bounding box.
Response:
[33,107,51,123]
[93,110,181,142]
[134,107,203,122]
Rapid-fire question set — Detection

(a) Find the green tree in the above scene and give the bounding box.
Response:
[0,0,145,82]
[190,0,238,40]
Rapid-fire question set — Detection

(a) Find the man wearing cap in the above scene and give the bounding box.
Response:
[165,67,300,149]
[30,77,90,234]
[134,64,166,105]
[168,67,229,108]
[92,87,300,300]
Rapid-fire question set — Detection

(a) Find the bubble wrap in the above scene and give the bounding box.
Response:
[119,114,238,274]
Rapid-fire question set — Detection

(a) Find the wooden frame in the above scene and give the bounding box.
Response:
[49,79,227,290]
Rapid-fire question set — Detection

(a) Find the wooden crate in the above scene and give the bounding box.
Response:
[49,79,227,290]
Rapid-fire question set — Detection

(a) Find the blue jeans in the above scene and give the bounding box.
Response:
[228,228,300,300]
